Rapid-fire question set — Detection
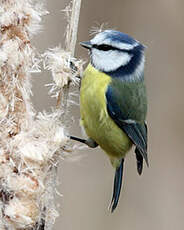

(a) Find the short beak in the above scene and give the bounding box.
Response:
[80,41,92,49]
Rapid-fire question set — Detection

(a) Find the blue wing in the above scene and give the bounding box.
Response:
[106,84,148,167]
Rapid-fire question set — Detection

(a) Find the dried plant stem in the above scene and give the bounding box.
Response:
[66,0,82,54]
[0,1,68,230]
[56,0,82,112]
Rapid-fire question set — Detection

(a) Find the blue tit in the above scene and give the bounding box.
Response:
[70,30,148,212]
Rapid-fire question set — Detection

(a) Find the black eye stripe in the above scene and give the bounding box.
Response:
[92,44,133,53]
[93,44,118,51]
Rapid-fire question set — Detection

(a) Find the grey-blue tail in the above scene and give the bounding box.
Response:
[110,159,124,212]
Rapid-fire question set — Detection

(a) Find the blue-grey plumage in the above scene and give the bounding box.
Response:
[80,30,148,212]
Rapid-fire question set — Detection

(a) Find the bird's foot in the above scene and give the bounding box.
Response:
[69,136,98,148]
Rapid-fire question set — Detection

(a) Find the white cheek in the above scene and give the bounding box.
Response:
[91,49,132,72]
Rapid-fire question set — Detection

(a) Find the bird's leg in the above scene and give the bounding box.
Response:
[69,136,98,148]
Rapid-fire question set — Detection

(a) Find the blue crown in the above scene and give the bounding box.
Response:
[101,30,137,45]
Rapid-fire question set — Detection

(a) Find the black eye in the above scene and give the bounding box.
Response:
[93,44,114,51]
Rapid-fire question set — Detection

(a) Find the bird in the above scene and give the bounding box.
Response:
[70,29,148,212]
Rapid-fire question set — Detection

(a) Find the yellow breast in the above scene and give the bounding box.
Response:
[80,64,132,162]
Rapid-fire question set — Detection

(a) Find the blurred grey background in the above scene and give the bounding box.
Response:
[33,0,184,229]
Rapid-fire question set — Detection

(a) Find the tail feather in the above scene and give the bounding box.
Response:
[110,159,124,212]
[135,148,143,175]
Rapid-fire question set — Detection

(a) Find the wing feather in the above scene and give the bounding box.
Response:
[106,84,148,167]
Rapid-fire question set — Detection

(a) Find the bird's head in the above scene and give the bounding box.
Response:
[80,30,145,79]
